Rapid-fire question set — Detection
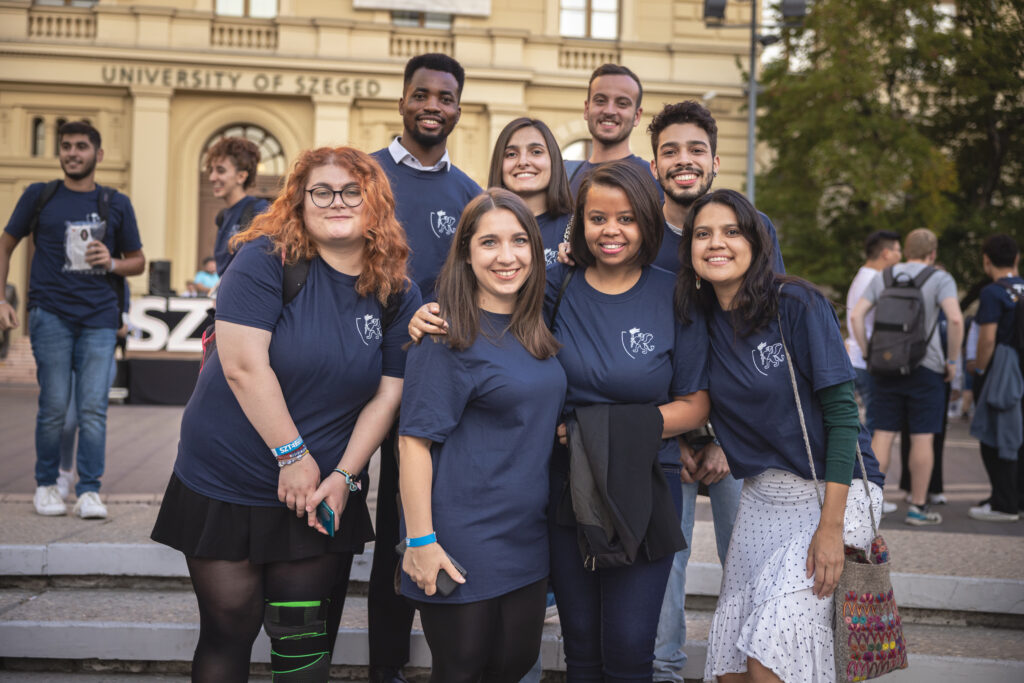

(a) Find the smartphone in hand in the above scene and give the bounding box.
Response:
[316,501,335,538]
[394,539,467,596]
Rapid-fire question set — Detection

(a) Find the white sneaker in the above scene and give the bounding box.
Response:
[882,501,898,515]
[968,503,1020,522]
[929,493,948,505]
[73,491,107,519]
[33,485,67,516]
[56,469,74,501]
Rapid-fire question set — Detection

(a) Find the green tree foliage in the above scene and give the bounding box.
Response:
[756,0,1023,299]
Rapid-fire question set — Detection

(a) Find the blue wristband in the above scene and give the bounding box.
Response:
[272,436,304,457]
[406,532,437,547]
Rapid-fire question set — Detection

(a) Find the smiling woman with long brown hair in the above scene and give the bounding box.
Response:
[151,146,421,682]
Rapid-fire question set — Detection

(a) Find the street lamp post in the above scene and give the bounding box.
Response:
[704,1,806,205]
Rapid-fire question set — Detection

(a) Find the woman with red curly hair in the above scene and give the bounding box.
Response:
[152,147,421,682]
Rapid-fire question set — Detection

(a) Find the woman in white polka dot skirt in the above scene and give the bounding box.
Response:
[674,189,885,683]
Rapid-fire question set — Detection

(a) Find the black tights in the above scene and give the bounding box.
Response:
[417,578,547,683]
[186,552,353,683]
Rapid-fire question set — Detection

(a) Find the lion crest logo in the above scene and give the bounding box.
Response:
[430,209,457,238]
[752,340,785,376]
[620,327,655,359]
[356,313,383,346]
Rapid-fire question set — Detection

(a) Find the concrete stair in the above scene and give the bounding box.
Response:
[1,503,1023,682]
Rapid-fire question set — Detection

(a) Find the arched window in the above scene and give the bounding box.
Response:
[561,139,593,162]
[53,118,67,156]
[201,123,287,177]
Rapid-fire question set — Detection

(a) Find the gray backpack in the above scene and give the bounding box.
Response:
[867,266,937,376]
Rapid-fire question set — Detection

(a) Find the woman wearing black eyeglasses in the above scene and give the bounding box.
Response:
[151,147,420,682]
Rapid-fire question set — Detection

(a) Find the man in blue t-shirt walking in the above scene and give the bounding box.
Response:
[368,53,482,683]
[204,136,270,276]
[970,234,1024,522]
[0,120,145,519]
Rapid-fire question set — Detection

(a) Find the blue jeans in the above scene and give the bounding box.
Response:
[548,466,681,682]
[854,367,874,433]
[652,475,741,682]
[59,355,119,473]
[30,308,116,495]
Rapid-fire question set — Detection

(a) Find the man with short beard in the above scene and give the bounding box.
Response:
[568,63,661,200]
[0,120,145,520]
[367,53,481,683]
[645,101,783,683]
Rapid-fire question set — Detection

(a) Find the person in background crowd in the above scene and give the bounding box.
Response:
[205,136,270,276]
[368,52,482,683]
[567,63,661,200]
[969,233,1024,522]
[1,119,145,520]
[400,189,565,682]
[150,146,420,682]
[676,189,884,683]
[850,228,963,526]
[186,256,219,296]
[845,230,902,433]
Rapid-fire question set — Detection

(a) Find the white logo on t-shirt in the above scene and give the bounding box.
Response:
[356,313,383,346]
[621,327,655,359]
[430,210,457,238]
[544,248,558,266]
[752,340,785,376]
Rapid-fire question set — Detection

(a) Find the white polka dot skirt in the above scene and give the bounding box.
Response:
[704,468,882,683]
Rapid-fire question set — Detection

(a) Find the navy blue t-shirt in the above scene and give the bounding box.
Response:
[399,311,567,603]
[215,195,270,276]
[174,237,422,506]
[371,150,482,300]
[568,154,664,202]
[652,212,786,275]
[545,263,708,465]
[4,182,142,329]
[536,211,570,267]
[706,282,884,487]
[977,276,1024,346]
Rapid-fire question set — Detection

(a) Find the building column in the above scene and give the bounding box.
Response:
[129,86,172,261]
[312,96,353,147]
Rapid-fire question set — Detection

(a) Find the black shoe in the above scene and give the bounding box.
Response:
[369,667,409,683]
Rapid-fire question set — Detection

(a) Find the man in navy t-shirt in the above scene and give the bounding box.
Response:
[970,234,1024,522]
[368,53,481,683]
[646,100,786,683]
[567,63,662,201]
[0,120,144,520]
[204,136,270,276]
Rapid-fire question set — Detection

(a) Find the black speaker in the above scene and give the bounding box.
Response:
[149,260,172,296]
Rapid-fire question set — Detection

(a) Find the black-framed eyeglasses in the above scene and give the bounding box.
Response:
[306,184,363,208]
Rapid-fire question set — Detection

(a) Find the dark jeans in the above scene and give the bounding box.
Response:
[367,428,415,669]
[548,466,681,682]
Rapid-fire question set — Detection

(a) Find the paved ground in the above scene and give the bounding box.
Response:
[1,383,1020,537]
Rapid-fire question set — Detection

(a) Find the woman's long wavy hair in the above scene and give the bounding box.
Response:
[434,188,560,360]
[675,188,794,336]
[487,118,573,217]
[230,146,409,303]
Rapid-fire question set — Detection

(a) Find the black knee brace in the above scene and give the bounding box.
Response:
[264,599,331,682]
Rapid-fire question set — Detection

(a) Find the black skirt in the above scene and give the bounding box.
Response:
[151,473,375,564]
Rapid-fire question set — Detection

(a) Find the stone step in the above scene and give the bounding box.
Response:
[3,540,1023,623]
[0,588,1022,682]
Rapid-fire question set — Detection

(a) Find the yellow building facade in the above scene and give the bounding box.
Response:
[1,0,757,328]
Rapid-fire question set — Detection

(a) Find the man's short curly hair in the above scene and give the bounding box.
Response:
[204,137,261,189]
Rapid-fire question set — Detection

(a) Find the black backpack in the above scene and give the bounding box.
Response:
[29,179,126,316]
[867,266,938,376]
[199,258,404,371]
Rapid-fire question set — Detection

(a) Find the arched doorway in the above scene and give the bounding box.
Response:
[195,124,287,271]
